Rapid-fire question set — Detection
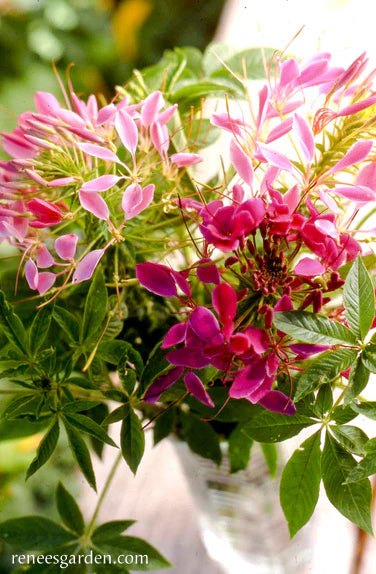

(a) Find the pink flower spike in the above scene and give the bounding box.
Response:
[293,113,315,163]
[55,233,79,260]
[294,257,325,277]
[141,91,164,127]
[170,153,203,168]
[115,110,138,156]
[327,140,373,175]
[81,175,123,192]
[79,190,109,220]
[184,372,214,408]
[136,262,177,297]
[77,143,121,164]
[230,139,254,188]
[72,249,105,283]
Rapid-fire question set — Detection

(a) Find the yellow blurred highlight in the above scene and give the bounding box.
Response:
[16,433,43,453]
[112,0,153,60]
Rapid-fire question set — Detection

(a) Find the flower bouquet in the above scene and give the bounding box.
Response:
[0,45,376,570]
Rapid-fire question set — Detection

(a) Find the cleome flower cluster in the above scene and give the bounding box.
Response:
[2,50,376,415]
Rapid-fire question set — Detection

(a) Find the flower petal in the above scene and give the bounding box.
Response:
[55,233,79,260]
[79,190,109,220]
[136,262,177,297]
[81,175,122,192]
[115,110,138,156]
[294,257,325,277]
[230,139,254,188]
[184,372,214,407]
[72,249,105,283]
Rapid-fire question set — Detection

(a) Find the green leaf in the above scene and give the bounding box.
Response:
[331,404,358,424]
[26,418,59,479]
[345,452,376,483]
[344,357,370,405]
[0,419,48,441]
[322,432,373,535]
[351,401,376,420]
[343,256,375,339]
[29,305,53,355]
[53,305,80,342]
[242,412,316,443]
[361,345,376,373]
[330,425,369,456]
[260,443,278,478]
[118,343,144,395]
[314,384,333,418]
[153,408,174,446]
[97,340,129,365]
[120,404,145,474]
[211,47,274,80]
[64,413,117,448]
[0,516,75,550]
[295,348,357,401]
[171,80,241,103]
[280,432,321,537]
[62,400,101,413]
[56,482,85,535]
[182,413,221,465]
[0,291,27,353]
[273,311,357,346]
[92,521,136,544]
[64,420,96,491]
[228,424,253,473]
[81,269,108,345]
[94,535,171,570]
[339,253,376,279]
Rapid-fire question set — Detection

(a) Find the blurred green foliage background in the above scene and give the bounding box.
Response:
[0,0,225,133]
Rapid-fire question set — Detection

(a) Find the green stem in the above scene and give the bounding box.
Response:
[86,451,123,537]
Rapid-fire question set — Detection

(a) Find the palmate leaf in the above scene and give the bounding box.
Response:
[53,306,80,343]
[182,413,222,465]
[260,443,278,478]
[322,433,373,535]
[273,310,357,346]
[280,432,321,537]
[26,417,59,479]
[343,257,375,340]
[330,425,369,456]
